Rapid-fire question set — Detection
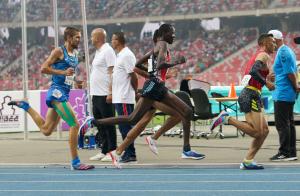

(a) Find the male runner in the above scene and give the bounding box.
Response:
[81,24,205,168]
[210,33,276,170]
[8,27,94,170]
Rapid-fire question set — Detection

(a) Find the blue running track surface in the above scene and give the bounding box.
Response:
[0,166,300,196]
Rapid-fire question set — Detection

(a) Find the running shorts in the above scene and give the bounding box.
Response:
[141,77,168,101]
[238,87,262,113]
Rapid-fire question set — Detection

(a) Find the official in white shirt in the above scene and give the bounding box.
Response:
[89,28,116,162]
[111,32,138,163]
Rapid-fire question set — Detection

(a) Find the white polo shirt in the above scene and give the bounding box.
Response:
[90,43,116,96]
[112,47,136,104]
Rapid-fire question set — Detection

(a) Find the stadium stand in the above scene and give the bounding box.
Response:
[1,27,299,90]
[2,0,299,22]
[0,41,22,72]
[0,0,20,23]
[0,26,258,90]
[270,0,300,8]
[0,1,300,90]
[197,32,300,85]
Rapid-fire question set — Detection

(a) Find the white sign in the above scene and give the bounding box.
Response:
[0,91,40,133]
[0,91,24,132]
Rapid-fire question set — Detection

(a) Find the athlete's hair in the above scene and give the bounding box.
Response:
[157,24,174,37]
[113,32,126,45]
[153,29,159,43]
[257,33,273,46]
[64,27,81,41]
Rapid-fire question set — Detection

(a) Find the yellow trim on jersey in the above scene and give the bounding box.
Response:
[246,86,261,94]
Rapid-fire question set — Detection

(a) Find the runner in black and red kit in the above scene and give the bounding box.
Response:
[81,24,205,168]
[210,33,276,170]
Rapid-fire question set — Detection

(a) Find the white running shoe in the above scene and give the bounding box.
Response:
[109,150,121,169]
[79,116,94,135]
[89,152,106,161]
[100,154,112,162]
[145,136,158,155]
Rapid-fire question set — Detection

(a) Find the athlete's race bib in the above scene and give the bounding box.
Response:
[148,58,153,73]
[241,75,251,86]
[52,89,62,98]
[64,75,75,86]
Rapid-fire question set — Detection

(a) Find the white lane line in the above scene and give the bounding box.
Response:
[0,180,300,183]
[1,190,300,192]
[1,162,300,167]
[0,172,300,176]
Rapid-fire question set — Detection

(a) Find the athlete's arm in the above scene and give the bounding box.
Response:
[135,50,152,68]
[251,52,275,90]
[41,48,74,76]
[266,72,275,82]
[250,52,271,85]
[249,60,267,85]
[73,67,84,89]
[156,41,186,70]
[135,50,153,79]
[133,66,150,79]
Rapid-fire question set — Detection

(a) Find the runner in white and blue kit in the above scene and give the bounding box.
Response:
[8,27,94,170]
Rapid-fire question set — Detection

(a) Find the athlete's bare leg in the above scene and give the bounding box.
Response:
[116,102,182,155]
[116,109,155,155]
[228,111,269,160]
[25,107,60,136]
[52,101,80,160]
[95,97,155,125]
[159,92,193,150]
[151,101,181,140]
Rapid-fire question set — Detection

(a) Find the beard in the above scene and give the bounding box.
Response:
[72,43,79,49]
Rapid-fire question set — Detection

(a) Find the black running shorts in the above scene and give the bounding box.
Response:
[238,87,262,113]
[141,78,168,101]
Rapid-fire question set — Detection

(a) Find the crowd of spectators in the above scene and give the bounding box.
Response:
[0,0,20,23]
[118,0,268,18]
[271,0,300,8]
[196,31,300,86]
[0,40,21,72]
[1,0,299,23]
[1,29,300,90]
[175,28,257,75]
[0,26,258,90]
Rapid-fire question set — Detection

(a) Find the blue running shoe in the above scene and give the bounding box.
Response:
[210,110,229,131]
[240,161,264,170]
[79,116,94,134]
[181,150,205,160]
[8,99,30,111]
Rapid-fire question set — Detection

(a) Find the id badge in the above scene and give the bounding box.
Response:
[241,75,251,86]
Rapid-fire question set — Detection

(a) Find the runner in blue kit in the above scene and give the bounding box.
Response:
[8,27,94,170]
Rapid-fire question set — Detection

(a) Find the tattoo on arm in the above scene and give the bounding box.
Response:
[249,60,267,85]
